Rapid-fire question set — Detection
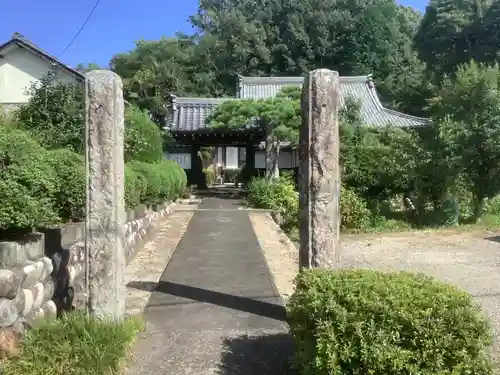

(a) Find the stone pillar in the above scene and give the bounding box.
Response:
[85,70,126,320]
[298,69,341,269]
[245,142,256,184]
[191,142,207,189]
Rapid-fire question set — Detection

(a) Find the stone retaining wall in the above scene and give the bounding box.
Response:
[0,201,176,336]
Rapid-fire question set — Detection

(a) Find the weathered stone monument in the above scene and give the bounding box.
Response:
[85,70,126,320]
[298,69,341,268]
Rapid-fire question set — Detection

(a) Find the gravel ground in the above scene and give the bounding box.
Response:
[250,212,500,368]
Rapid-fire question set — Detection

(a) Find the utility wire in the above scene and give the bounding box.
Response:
[58,0,102,59]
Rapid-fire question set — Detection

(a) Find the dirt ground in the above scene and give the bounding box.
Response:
[250,212,500,367]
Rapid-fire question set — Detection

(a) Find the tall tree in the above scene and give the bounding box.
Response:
[110,34,220,124]
[414,0,491,79]
[191,0,427,115]
[428,61,500,220]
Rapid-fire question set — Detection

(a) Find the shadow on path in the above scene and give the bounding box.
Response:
[218,333,295,375]
[485,235,500,243]
[127,280,287,322]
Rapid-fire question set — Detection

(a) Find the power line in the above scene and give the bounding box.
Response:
[58,0,102,59]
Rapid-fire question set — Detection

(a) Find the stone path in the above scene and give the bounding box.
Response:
[126,197,293,375]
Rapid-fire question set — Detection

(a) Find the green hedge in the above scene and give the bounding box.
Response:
[0,127,59,232]
[287,269,493,375]
[0,126,187,233]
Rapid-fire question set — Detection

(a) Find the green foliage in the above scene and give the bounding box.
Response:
[203,168,215,186]
[129,160,187,205]
[0,127,59,232]
[129,162,163,204]
[124,105,163,163]
[429,61,500,219]
[340,187,371,229]
[341,121,422,200]
[208,89,301,144]
[124,165,142,209]
[247,176,299,223]
[2,310,143,375]
[44,149,85,222]
[287,268,493,375]
[16,74,85,153]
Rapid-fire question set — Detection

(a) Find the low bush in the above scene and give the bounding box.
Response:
[287,269,493,375]
[130,160,187,204]
[340,187,371,229]
[247,176,298,222]
[203,168,215,186]
[0,127,59,233]
[124,105,163,163]
[124,165,141,209]
[129,162,163,204]
[2,310,143,375]
[44,149,86,222]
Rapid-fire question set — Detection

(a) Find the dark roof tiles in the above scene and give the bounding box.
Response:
[166,74,429,132]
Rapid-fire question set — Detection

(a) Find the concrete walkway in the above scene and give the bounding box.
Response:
[126,197,293,375]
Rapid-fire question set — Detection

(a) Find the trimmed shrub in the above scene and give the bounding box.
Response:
[247,176,298,222]
[340,187,371,229]
[203,168,215,186]
[124,105,163,163]
[0,127,59,232]
[287,269,493,375]
[130,160,187,204]
[129,162,163,204]
[124,165,141,209]
[44,149,85,222]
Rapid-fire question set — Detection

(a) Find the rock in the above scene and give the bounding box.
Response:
[0,233,44,269]
[43,278,55,301]
[31,282,45,309]
[25,308,44,328]
[41,256,54,280]
[22,260,45,288]
[11,318,27,337]
[0,327,21,359]
[69,265,76,284]
[42,300,57,321]
[13,289,32,317]
[0,269,21,299]
[0,299,19,327]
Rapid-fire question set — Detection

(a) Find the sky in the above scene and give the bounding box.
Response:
[0,0,428,69]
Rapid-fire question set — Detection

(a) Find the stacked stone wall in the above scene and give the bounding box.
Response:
[0,201,176,335]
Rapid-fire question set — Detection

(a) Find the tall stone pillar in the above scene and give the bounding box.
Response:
[191,142,207,189]
[85,70,126,320]
[298,69,341,269]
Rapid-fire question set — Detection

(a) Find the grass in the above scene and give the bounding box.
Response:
[2,311,143,375]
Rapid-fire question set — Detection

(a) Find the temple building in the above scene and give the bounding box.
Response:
[164,74,428,184]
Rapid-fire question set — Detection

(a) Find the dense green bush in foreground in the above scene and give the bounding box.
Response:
[0,125,187,233]
[2,311,143,375]
[287,269,493,375]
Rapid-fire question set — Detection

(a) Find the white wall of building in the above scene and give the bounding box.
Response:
[0,46,78,105]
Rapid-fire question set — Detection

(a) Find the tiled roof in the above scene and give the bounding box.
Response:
[165,96,237,132]
[237,75,429,127]
[0,33,85,81]
[166,74,429,133]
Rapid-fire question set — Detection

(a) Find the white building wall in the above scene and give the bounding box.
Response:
[0,47,78,105]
